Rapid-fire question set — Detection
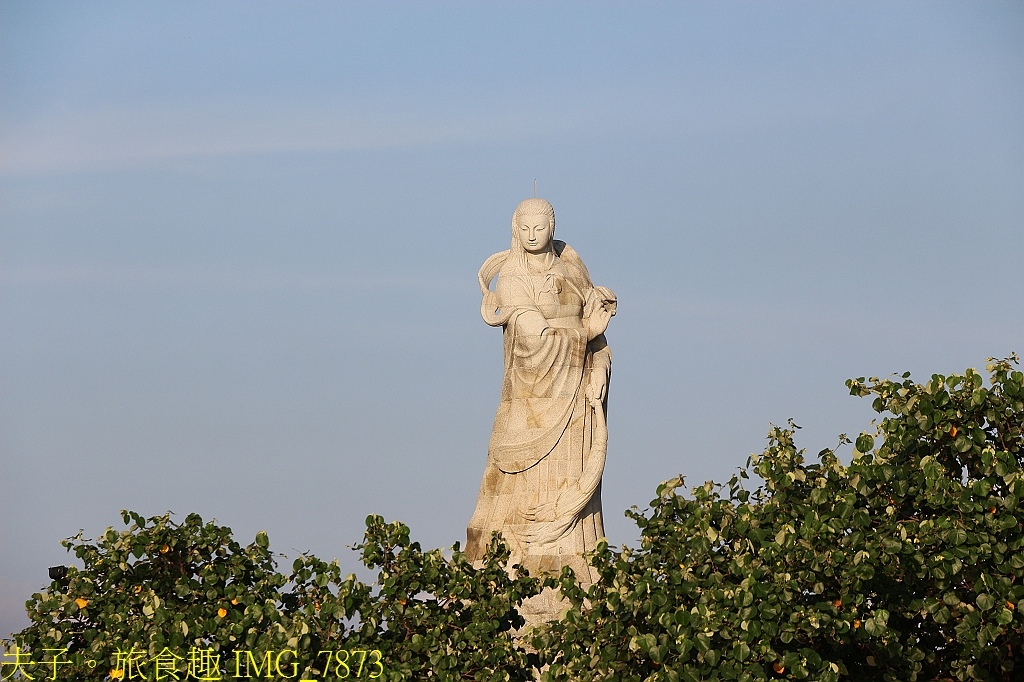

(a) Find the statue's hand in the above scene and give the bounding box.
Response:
[586,374,608,404]
[593,286,617,314]
[521,501,558,523]
[586,306,613,341]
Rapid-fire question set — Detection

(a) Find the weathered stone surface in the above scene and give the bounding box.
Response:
[466,198,615,623]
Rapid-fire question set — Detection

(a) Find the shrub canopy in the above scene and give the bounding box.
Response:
[5,356,1023,681]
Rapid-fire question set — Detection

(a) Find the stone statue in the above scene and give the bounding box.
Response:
[466,198,616,593]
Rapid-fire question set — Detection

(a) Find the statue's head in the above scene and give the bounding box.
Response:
[511,198,555,255]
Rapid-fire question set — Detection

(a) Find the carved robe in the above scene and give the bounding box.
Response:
[466,240,611,584]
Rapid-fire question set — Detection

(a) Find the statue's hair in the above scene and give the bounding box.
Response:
[509,198,555,255]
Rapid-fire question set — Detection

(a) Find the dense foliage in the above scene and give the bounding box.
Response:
[5,357,1023,681]
[538,355,1024,681]
[3,514,540,680]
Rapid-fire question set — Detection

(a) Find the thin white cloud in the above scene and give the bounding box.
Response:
[0,102,554,175]
[0,83,887,176]
[1,263,462,293]
[0,74,897,176]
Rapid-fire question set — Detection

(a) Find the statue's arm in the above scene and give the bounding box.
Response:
[589,334,612,373]
[584,284,614,402]
[496,273,549,336]
[583,285,616,342]
[585,334,612,404]
[585,282,614,378]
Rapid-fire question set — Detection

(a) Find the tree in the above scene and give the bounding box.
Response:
[4,512,540,680]
[535,355,1024,681]
[6,356,1023,681]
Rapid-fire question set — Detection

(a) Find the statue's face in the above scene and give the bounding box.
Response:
[516,214,553,254]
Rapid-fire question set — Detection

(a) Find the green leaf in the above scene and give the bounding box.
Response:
[947,528,968,545]
[855,434,875,453]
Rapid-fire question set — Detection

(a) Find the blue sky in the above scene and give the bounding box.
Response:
[2,2,1022,636]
